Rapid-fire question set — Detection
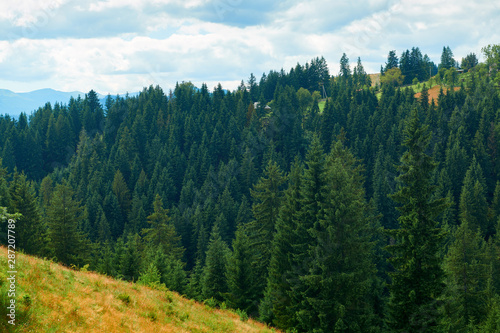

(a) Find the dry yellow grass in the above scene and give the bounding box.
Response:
[0,246,279,333]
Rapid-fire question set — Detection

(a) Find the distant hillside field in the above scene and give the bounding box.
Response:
[369,73,380,87]
[414,84,461,102]
[0,246,278,333]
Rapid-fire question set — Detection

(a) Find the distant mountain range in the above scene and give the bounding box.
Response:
[0,88,137,118]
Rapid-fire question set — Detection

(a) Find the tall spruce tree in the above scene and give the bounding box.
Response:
[261,158,303,327]
[142,194,184,260]
[459,158,489,237]
[290,136,329,331]
[9,171,46,255]
[247,160,285,302]
[225,223,258,315]
[302,141,378,332]
[47,181,88,266]
[442,220,488,331]
[387,109,448,332]
[201,224,229,303]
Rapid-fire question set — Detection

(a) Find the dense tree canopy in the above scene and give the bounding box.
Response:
[1,45,499,332]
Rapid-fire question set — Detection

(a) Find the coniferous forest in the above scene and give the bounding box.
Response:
[2,45,500,332]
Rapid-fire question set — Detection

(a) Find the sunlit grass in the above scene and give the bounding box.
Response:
[0,246,278,333]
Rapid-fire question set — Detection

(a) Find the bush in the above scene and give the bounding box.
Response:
[203,297,218,308]
[138,262,162,288]
[235,308,248,322]
[22,294,32,307]
[117,293,131,305]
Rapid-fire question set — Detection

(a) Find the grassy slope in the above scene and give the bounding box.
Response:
[0,246,278,333]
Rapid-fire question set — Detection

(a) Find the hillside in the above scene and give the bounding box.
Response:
[414,84,461,102]
[0,246,277,332]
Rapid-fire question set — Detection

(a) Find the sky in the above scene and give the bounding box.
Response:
[0,0,499,94]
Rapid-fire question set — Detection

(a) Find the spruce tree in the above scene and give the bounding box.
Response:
[459,158,489,237]
[97,241,115,276]
[247,160,285,302]
[290,136,329,331]
[302,141,379,332]
[387,109,448,332]
[47,181,88,266]
[225,224,258,314]
[442,221,488,331]
[142,194,184,260]
[9,171,46,255]
[120,233,142,281]
[262,158,303,328]
[201,225,229,303]
[0,159,11,244]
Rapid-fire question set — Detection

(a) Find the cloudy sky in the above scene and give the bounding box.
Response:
[0,0,499,94]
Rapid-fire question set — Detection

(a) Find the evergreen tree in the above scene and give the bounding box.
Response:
[47,181,88,266]
[289,136,330,330]
[262,158,303,328]
[386,109,448,332]
[120,233,142,281]
[97,241,115,276]
[225,224,258,314]
[96,209,111,243]
[339,53,351,80]
[112,169,131,223]
[142,194,184,260]
[439,46,457,70]
[247,160,285,303]
[442,221,488,331]
[9,171,46,255]
[385,50,399,71]
[201,225,229,303]
[163,256,187,294]
[459,158,490,237]
[304,141,379,332]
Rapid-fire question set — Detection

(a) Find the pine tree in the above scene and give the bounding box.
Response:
[112,169,131,224]
[247,160,285,303]
[9,171,46,255]
[47,181,88,266]
[385,50,399,72]
[138,262,162,288]
[186,259,204,301]
[226,223,258,315]
[442,221,488,331]
[142,194,184,260]
[387,109,448,332]
[163,256,187,294]
[0,159,11,244]
[96,209,111,243]
[290,136,330,331]
[97,241,115,276]
[459,158,490,237]
[372,145,397,229]
[110,236,125,278]
[302,141,379,332]
[201,225,229,303]
[339,53,351,84]
[262,158,303,327]
[120,233,142,281]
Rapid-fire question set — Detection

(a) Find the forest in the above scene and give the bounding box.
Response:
[1,44,500,332]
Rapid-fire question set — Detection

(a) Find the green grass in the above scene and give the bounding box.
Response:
[318,99,326,113]
[0,246,279,333]
[408,78,440,93]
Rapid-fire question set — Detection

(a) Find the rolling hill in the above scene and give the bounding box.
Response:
[0,246,278,332]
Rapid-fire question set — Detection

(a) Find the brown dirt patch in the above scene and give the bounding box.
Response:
[415,85,460,104]
[369,73,380,87]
